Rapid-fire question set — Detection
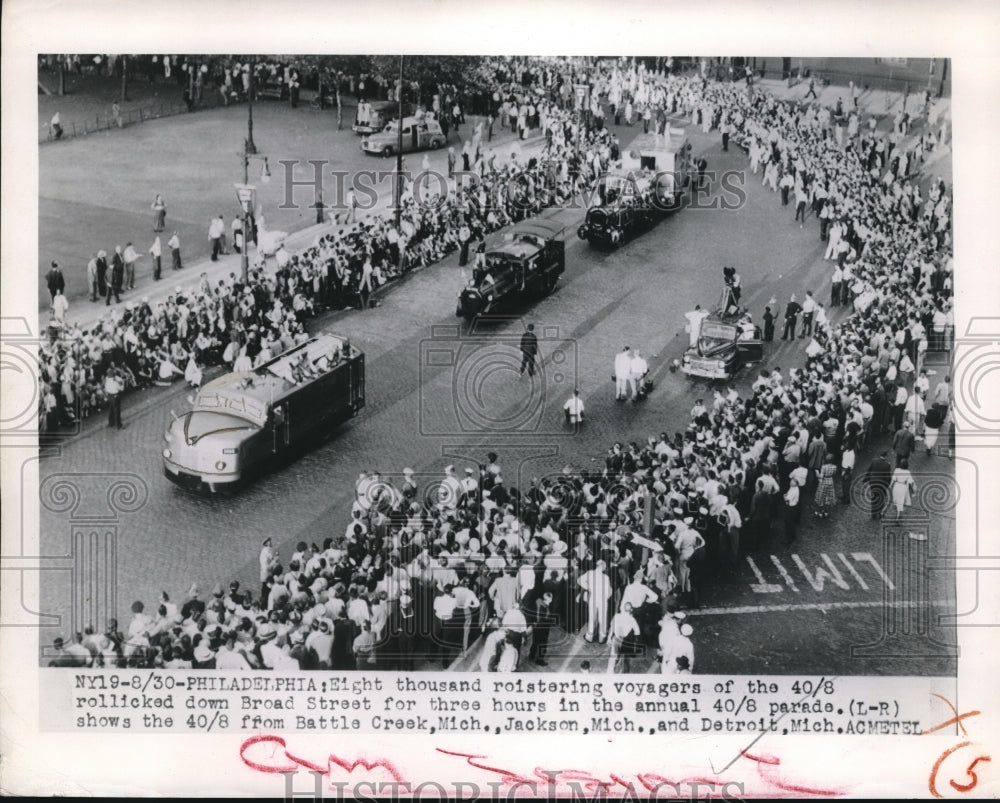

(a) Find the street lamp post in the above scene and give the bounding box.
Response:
[238,145,270,284]
[247,55,258,155]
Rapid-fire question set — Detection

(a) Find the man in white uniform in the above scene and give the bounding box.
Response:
[684,305,709,349]
[578,559,612,643]
[614,346,632,401]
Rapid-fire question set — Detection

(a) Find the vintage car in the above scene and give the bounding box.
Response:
[361,116,446,156]
[456,219,566,320]
[681,313,763,381]
[577,129,695,247]
[162,334,364,492]
[352,100,415,135]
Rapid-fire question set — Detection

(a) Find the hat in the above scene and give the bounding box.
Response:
[680,624,694,637]
[194,644,214,662]
[444,464,454,474]
[464,467,475,475]
[403,467,414,476]
[188,584,201,598]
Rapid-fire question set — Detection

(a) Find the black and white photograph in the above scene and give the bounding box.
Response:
[3,0,999,798]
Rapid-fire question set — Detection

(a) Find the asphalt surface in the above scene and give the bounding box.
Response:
[36,78,956,675]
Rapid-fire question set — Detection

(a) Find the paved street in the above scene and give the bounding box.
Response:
[37,79,956,676]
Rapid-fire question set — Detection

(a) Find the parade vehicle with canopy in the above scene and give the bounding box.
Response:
[162,333,364,492]
[456,219,566,321]
[681,310,763,381]
[361,115,446,156]
[577,128,695,247]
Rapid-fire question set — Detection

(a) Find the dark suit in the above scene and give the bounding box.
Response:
[781,301,802,340]
[519,329,539,376]
[106,253,124,305]
[865,456,892,518]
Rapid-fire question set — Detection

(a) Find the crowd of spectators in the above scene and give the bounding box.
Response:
[47,58,953,674]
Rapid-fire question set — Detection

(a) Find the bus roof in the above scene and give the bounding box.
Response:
[194,334,358,425]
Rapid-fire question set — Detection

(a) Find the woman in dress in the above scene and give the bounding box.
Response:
[151,195,166,232]
[890,458,915,520]
[813,453,837,518]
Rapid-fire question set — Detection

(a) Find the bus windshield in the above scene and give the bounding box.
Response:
[181,410,257,444]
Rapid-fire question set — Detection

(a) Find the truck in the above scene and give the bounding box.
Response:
[577,128,695,247]
[162,333,364,492]
[456,219,566,320]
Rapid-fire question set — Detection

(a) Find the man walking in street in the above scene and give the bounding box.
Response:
[614,346,632,401]
[578,559,611,644]
[45,261,65,306]
[800,290,816,338]
[563,388,585,424]
[168,231,182,270]
[519,323,539,377]
[629,348,649,402]
[891,420,916,466]
[87,253,99,302]
[149,236,162,281]
[209,215,225,261]
[106,248,124,305]
[864,450,892,519]
[781,294,801,340]
[123,242,139,289]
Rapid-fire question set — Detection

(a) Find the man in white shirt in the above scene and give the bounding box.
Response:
[629,350,648,401]
[684,305,709,349]
[800,291,817,338]
[563,389,585,423]
[614,346,632,401]
[209,215,225,261]
[122,242,139,289]
[607,602,641,673]
[578,560,612,643]
[103,366,124,429]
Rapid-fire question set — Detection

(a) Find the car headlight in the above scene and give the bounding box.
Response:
[163,449,172,459]
[215,460,227,471]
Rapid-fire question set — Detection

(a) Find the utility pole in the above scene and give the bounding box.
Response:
[120,55,128,104]
[395,54,404,229]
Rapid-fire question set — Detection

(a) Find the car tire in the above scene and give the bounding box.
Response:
[382,146,393,157]
[430,139,442,150]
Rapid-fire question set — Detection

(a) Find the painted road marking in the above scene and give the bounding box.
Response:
[771,554,800,592]
[792,553,850,592]
[838,551,869,590]
[747,551,895,594]
[687,600,951,616]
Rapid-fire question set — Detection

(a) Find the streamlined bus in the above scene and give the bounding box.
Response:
[162,333,364,492]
